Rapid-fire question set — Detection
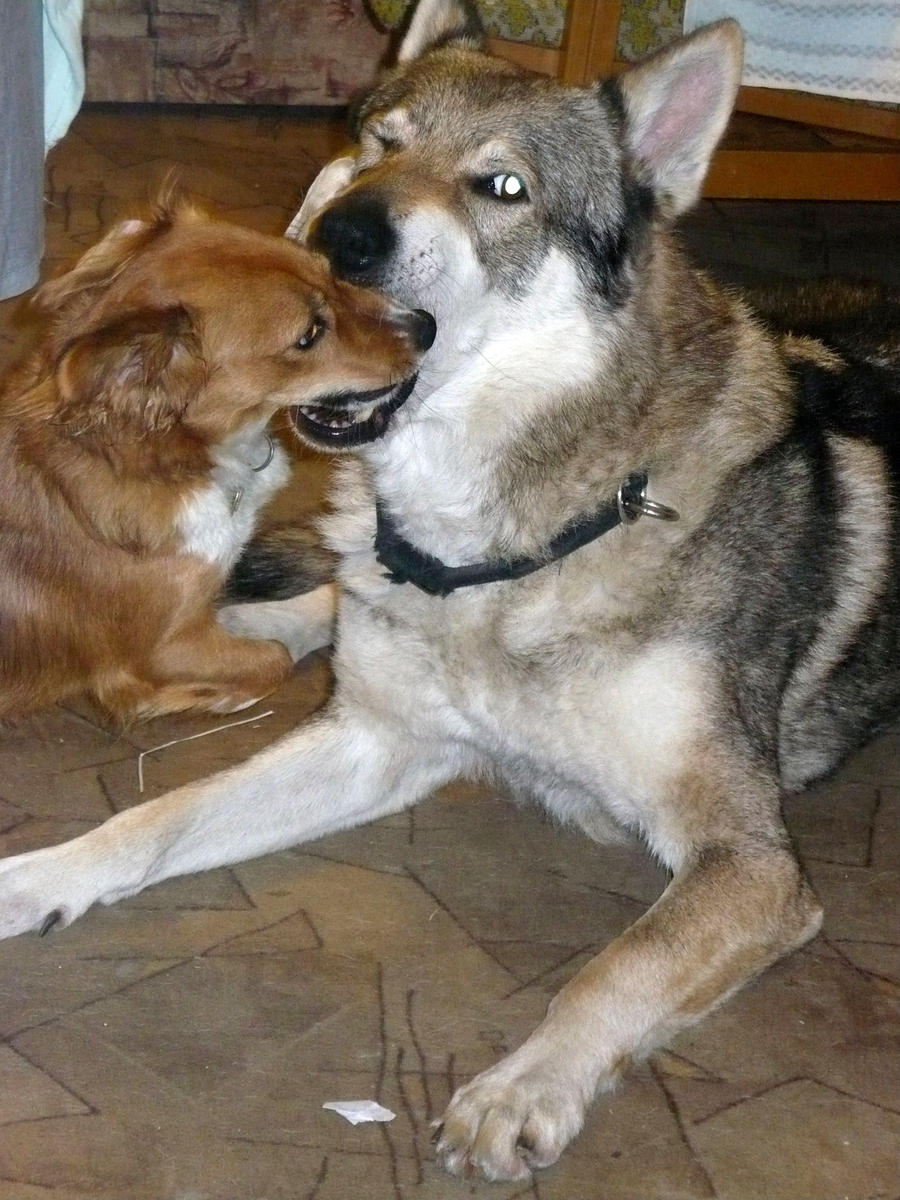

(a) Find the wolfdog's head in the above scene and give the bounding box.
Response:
[292,0,743,447]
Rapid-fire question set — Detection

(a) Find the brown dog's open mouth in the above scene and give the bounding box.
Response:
[290,374,418,449]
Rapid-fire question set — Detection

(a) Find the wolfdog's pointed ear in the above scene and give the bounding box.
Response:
[396,0,484,62]
[617,20,743,216]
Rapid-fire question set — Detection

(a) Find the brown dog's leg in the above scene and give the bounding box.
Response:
[224,520,336,603]
[103,621,294,721]
[435,775,823,1181]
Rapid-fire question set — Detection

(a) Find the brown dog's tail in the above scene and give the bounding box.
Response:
[224,522,336,602]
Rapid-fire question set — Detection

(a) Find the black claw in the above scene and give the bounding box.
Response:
[429,1122,444,1145]
[39,909,62,937]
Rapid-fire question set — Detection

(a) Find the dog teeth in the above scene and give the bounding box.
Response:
[305,406,356,428]
[302,400,388,431]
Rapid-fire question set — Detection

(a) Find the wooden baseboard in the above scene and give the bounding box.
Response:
[706,149,900,200]
[736,87,900,141]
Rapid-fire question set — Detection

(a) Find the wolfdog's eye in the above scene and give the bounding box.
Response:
[479,173,528,203]
[294,319,325,350]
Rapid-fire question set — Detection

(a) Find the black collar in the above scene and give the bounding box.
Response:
[374,471,678,597]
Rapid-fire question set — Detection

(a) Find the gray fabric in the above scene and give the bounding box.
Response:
[0,0,43,299]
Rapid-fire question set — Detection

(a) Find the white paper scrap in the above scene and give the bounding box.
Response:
[322,1099,396,1125]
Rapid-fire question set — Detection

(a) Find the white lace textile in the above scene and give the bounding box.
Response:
[684,0,900,104]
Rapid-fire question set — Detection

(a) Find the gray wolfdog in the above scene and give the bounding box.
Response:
[2,0,899,1182]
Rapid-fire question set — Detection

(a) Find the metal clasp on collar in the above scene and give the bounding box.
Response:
[230,434,277,515]
[252,434,277,474]
[616,472,680,525]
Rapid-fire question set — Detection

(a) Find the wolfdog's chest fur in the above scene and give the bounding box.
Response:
[323,285,900,829]
[325,462,739,847]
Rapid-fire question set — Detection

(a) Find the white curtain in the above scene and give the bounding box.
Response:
[684,0,900,104]
[44,0,85,150]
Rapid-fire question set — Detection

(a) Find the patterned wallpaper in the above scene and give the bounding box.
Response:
[82,1,688,105]
[369,0,686,56]
[617,0,685,59]
[370,0,566,48]
[83,0,390,105]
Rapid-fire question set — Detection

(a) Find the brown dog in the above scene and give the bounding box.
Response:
[0,201,433,721]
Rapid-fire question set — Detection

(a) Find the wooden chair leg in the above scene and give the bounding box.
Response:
[558,0,623,85]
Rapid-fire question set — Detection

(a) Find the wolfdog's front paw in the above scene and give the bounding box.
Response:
[0,846,94,939]
[433,1055,588,1182]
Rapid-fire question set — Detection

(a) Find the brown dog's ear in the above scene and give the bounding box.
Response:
[396,0,484,61]
[36,195,209,325]
[34,218,163,316]
[55,306,207,437]
[617,20,743,217]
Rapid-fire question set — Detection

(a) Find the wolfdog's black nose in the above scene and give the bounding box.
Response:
[406,309,436,352]
[311,192,395,284]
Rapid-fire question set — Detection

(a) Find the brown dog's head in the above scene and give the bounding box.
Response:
[35,199,435,450]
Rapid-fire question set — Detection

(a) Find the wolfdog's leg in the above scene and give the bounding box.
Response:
[218,584,337,662]
[434,784,823,1182]
[0,702,457,939]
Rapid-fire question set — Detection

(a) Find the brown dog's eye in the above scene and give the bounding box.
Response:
[294,319,325,350]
